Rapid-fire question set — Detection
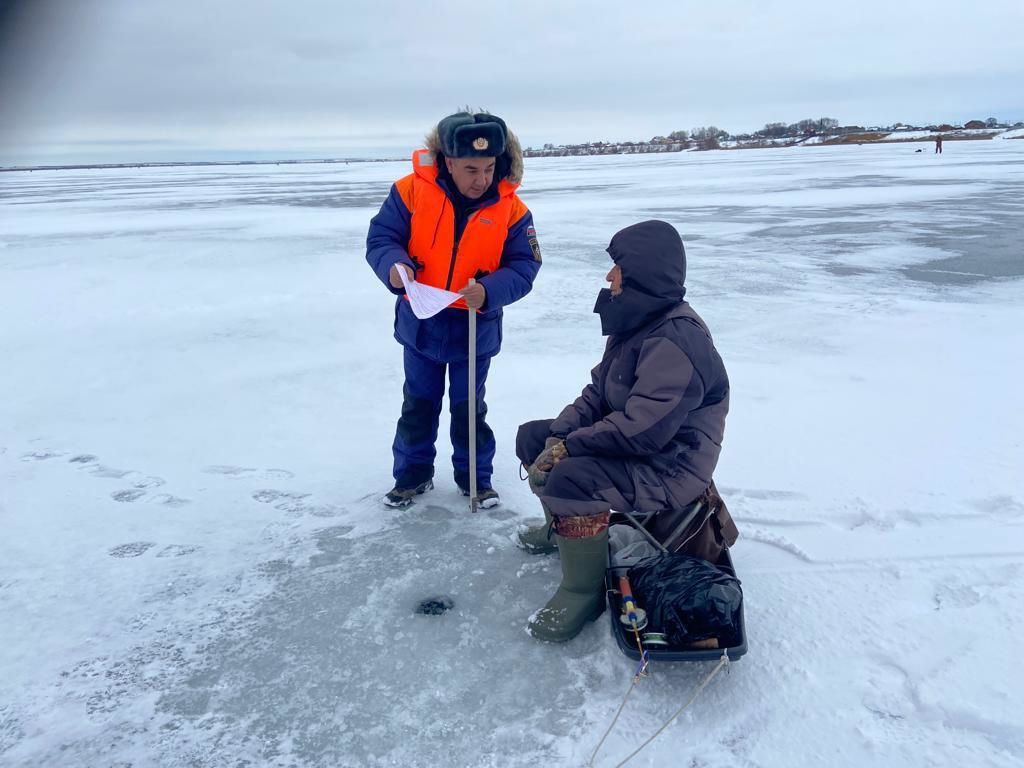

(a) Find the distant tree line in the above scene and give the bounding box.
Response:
[757,118,839,138]
[662,119,839,148]
[522,116,1022,158]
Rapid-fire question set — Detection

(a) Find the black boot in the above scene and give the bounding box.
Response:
[382,479,434,508]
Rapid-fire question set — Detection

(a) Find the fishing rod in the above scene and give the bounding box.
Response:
[618,575,649,679]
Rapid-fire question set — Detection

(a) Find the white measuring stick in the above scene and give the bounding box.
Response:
[467,279,478,513]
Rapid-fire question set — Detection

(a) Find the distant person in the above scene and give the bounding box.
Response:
[515,220,738,642]
[366,111,542,509]
[935,136,943,154]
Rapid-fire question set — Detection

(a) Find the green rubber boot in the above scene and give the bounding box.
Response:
[517,504,558,555]
[527,528,609,642]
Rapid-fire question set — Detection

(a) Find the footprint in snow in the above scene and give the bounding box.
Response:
[204,465,295,481]
[252,489,309,504]
[20,450,65,462]
[250,489,342,518]
[281,500,342,518]
[110,478,171,503]
[933,582,983,611]
[108,542,156,558]
[418,504,458,522]
[202,464,256,476]
[156,545,200,558]
[149,493,191,508]
[63,455,174,503]
[66,454,139,480]
[111,489,147,503]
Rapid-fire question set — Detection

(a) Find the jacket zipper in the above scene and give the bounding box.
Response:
[445,236,460,291]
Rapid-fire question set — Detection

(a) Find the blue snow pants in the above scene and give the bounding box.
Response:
[392,344,496,491]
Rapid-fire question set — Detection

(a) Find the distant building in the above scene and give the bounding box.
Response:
[964,120,986,129]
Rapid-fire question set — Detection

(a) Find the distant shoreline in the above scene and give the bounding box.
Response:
[524,127,1024,158]
[0,156,404,174]
[5,129,1022,173]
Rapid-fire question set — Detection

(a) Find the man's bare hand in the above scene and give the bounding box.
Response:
[389,263,412,290]
[459,281,487,310]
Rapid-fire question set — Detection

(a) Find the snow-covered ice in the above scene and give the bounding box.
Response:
[2,141,1023,767]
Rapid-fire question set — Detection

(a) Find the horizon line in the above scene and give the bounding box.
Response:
[0,155,406,173]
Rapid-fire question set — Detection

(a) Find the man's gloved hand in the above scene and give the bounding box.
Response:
[533,437,568,473]
[526,462,550,491]
[525,437,568,491]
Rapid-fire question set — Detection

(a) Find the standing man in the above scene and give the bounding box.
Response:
[367,111,542,508]
[935,136,943,154]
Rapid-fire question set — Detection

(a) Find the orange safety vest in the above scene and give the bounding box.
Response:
[394,149,529,311]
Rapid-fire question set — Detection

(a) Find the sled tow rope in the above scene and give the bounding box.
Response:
[589,649,730,768]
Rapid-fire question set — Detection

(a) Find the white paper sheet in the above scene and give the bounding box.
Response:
[397,265,463,319]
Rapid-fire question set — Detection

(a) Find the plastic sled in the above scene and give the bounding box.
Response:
[606,523,747,663]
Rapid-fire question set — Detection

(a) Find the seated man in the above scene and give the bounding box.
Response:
[517,220,737,642]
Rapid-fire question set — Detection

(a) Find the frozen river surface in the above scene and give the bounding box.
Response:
[2,141,1023,767]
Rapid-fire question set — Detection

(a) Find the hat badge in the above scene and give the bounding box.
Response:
[472,137,489,151]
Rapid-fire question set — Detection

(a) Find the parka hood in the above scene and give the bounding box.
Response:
[595,220,688,337]
[607,220,686,301]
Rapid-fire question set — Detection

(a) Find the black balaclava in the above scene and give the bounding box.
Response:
[594,220,687,336]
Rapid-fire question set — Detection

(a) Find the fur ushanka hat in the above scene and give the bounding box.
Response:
[436,112,507,158]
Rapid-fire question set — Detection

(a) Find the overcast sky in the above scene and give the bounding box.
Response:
[1,0,1022,164]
